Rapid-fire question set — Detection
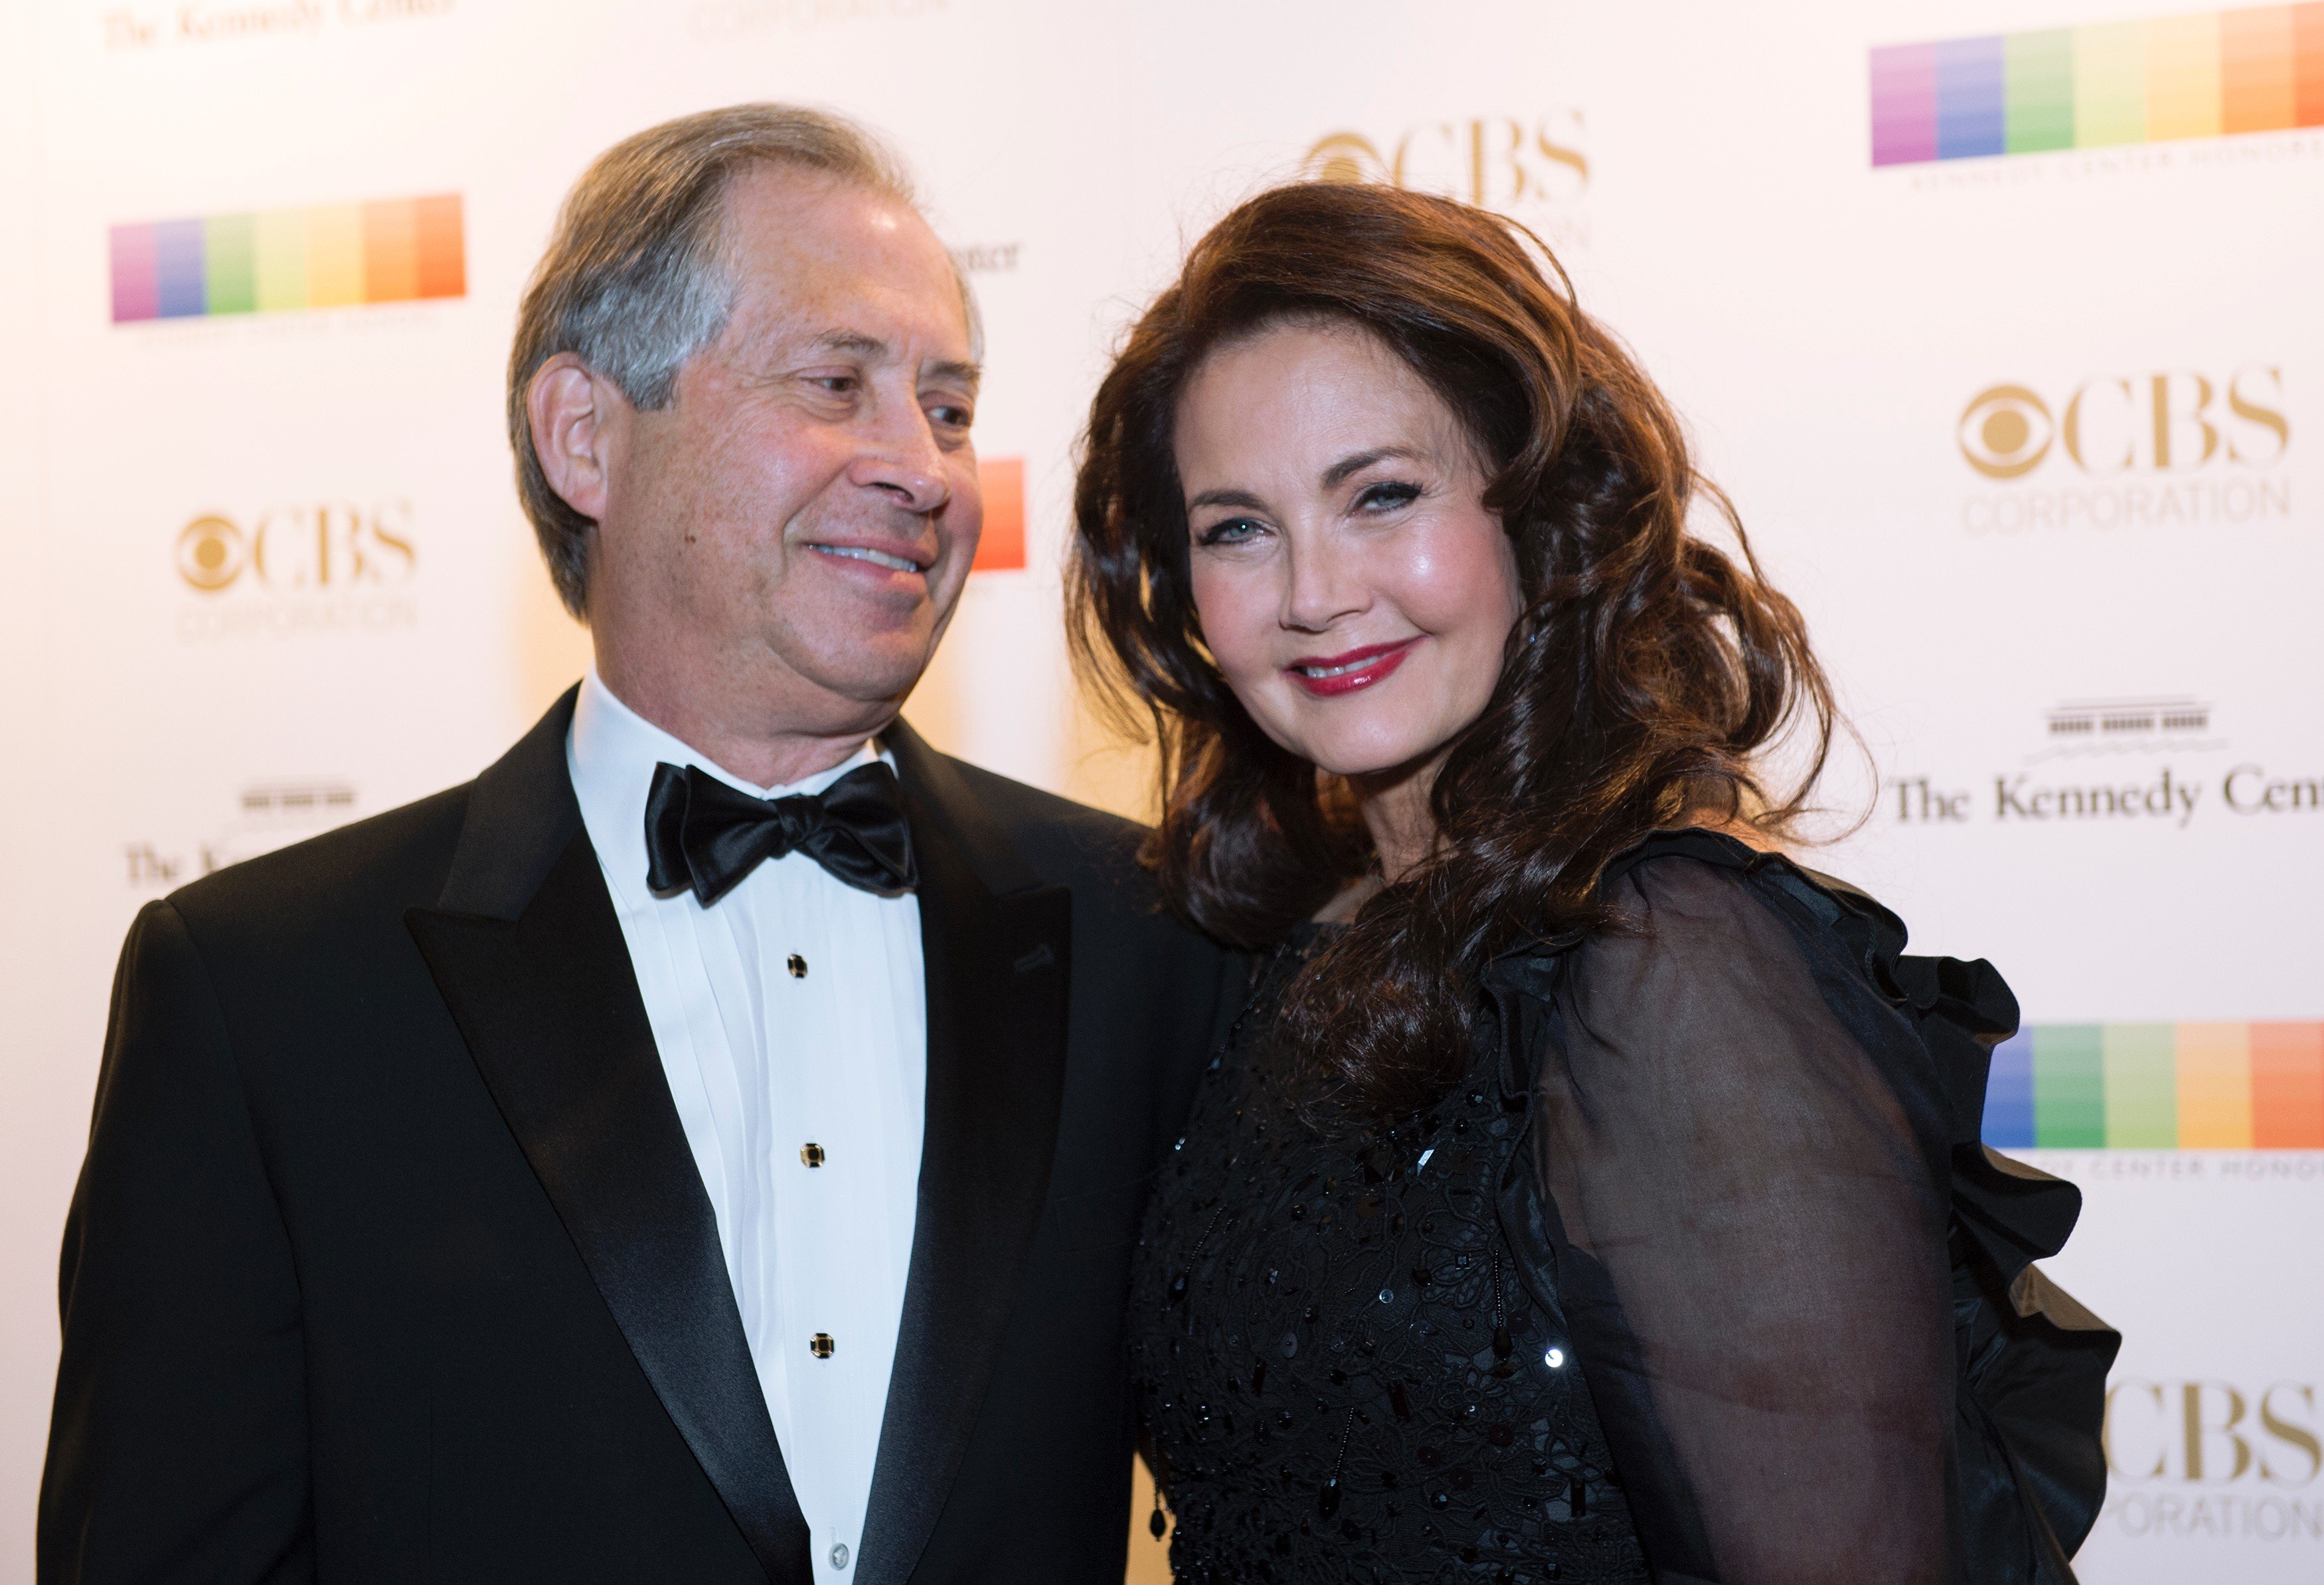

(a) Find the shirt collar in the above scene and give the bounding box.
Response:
[566,667,890,903]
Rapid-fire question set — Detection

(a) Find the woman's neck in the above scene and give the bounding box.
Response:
[1352,755,1444,884]
[1311,757,1442,924]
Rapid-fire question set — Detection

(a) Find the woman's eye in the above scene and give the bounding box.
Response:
[1355,480,1422,512]
[1196,517,1265,547]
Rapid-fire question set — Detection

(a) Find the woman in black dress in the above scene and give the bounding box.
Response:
[1068,181,2117,1584]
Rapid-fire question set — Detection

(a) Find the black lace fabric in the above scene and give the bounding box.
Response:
[1534,859,1951,1585]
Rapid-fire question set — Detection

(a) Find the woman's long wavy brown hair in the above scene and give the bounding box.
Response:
[1068,181,1837,1114]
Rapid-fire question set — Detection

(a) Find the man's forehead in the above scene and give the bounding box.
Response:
[720,170,970,358]
[723,168,940,290]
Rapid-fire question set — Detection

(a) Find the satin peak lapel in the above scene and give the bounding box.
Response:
[404,689,811,1583]
[854,726,1072,1585]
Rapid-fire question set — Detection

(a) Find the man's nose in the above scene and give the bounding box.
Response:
[848,402,952,516]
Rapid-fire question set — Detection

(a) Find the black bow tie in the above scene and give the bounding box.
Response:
[643,759,917,906]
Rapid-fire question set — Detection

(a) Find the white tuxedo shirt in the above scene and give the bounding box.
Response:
[568,670,924,1578]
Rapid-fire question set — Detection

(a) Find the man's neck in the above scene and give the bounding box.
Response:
[594,655,895,792]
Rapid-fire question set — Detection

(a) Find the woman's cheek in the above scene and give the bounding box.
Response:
[1398,518,1519,643]
[1190,565,1270,687]
[1387,527,1467,624]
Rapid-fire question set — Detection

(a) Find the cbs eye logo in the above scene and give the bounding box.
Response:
[176,515,246,590]
[1305,133,1384,185]
[1957,385,2052,480]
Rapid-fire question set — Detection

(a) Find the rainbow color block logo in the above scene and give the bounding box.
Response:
[1983,1022,2324,1148]
[1871,3,2324,166]
[110,195,465,323]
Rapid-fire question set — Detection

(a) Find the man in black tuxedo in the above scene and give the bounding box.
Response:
[41,106,1238,1583]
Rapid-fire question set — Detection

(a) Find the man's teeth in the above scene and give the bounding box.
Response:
[819,545,920,572]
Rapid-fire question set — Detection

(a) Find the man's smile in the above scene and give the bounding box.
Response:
[807,540,933,574]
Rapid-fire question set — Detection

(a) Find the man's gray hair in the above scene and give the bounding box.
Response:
[509,104,918,618]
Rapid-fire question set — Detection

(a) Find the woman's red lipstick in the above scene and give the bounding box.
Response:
[1284,637,1421,697]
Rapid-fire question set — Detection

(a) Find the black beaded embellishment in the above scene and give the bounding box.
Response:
[1127,934,1648,1584]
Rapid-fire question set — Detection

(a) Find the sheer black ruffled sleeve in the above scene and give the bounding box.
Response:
[1529,855,1955,1585]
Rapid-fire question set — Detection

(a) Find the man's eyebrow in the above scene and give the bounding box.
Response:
[1321,446,1425,489]
[804,331,979,390]
[809,329,888,357]
[927,358,982,392]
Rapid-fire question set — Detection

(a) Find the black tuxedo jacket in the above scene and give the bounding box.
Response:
[41,689,1242,1584]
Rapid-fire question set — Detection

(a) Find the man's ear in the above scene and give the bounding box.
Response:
[529,353,626,523]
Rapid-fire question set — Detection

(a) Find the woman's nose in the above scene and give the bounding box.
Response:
[1280,535,1367,632]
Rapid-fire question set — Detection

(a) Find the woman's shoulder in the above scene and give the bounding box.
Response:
[1495,829,1892,1032]
[1493,827,2020,1090]
[1631,831,2014,1029]
[1589,827,1919,998]
[1602,825,1886,928]
[1554,827,2019,1153]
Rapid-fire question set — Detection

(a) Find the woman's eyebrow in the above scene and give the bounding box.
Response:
[1321,445,1426,489]
[1186,487,1269,511]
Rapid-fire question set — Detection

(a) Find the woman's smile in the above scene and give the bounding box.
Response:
[1282,635,1422,696]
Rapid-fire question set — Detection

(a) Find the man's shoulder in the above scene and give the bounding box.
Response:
[165,780,475,946]
[926,754,1238,986]
[918,751,1175,916]
[935,755,1145,863]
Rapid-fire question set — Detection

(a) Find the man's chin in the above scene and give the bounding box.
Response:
[783,639,939,715]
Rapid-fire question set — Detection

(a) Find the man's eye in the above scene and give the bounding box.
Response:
[811,375,858,394]
[1195,518,1264,547]
[1355,481,1422,512]
[928,403,973,429]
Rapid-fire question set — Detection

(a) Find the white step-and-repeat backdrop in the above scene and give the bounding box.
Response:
[0,1,2316,1578]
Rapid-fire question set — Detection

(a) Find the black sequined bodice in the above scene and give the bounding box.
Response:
[1127,933,1649,1584]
